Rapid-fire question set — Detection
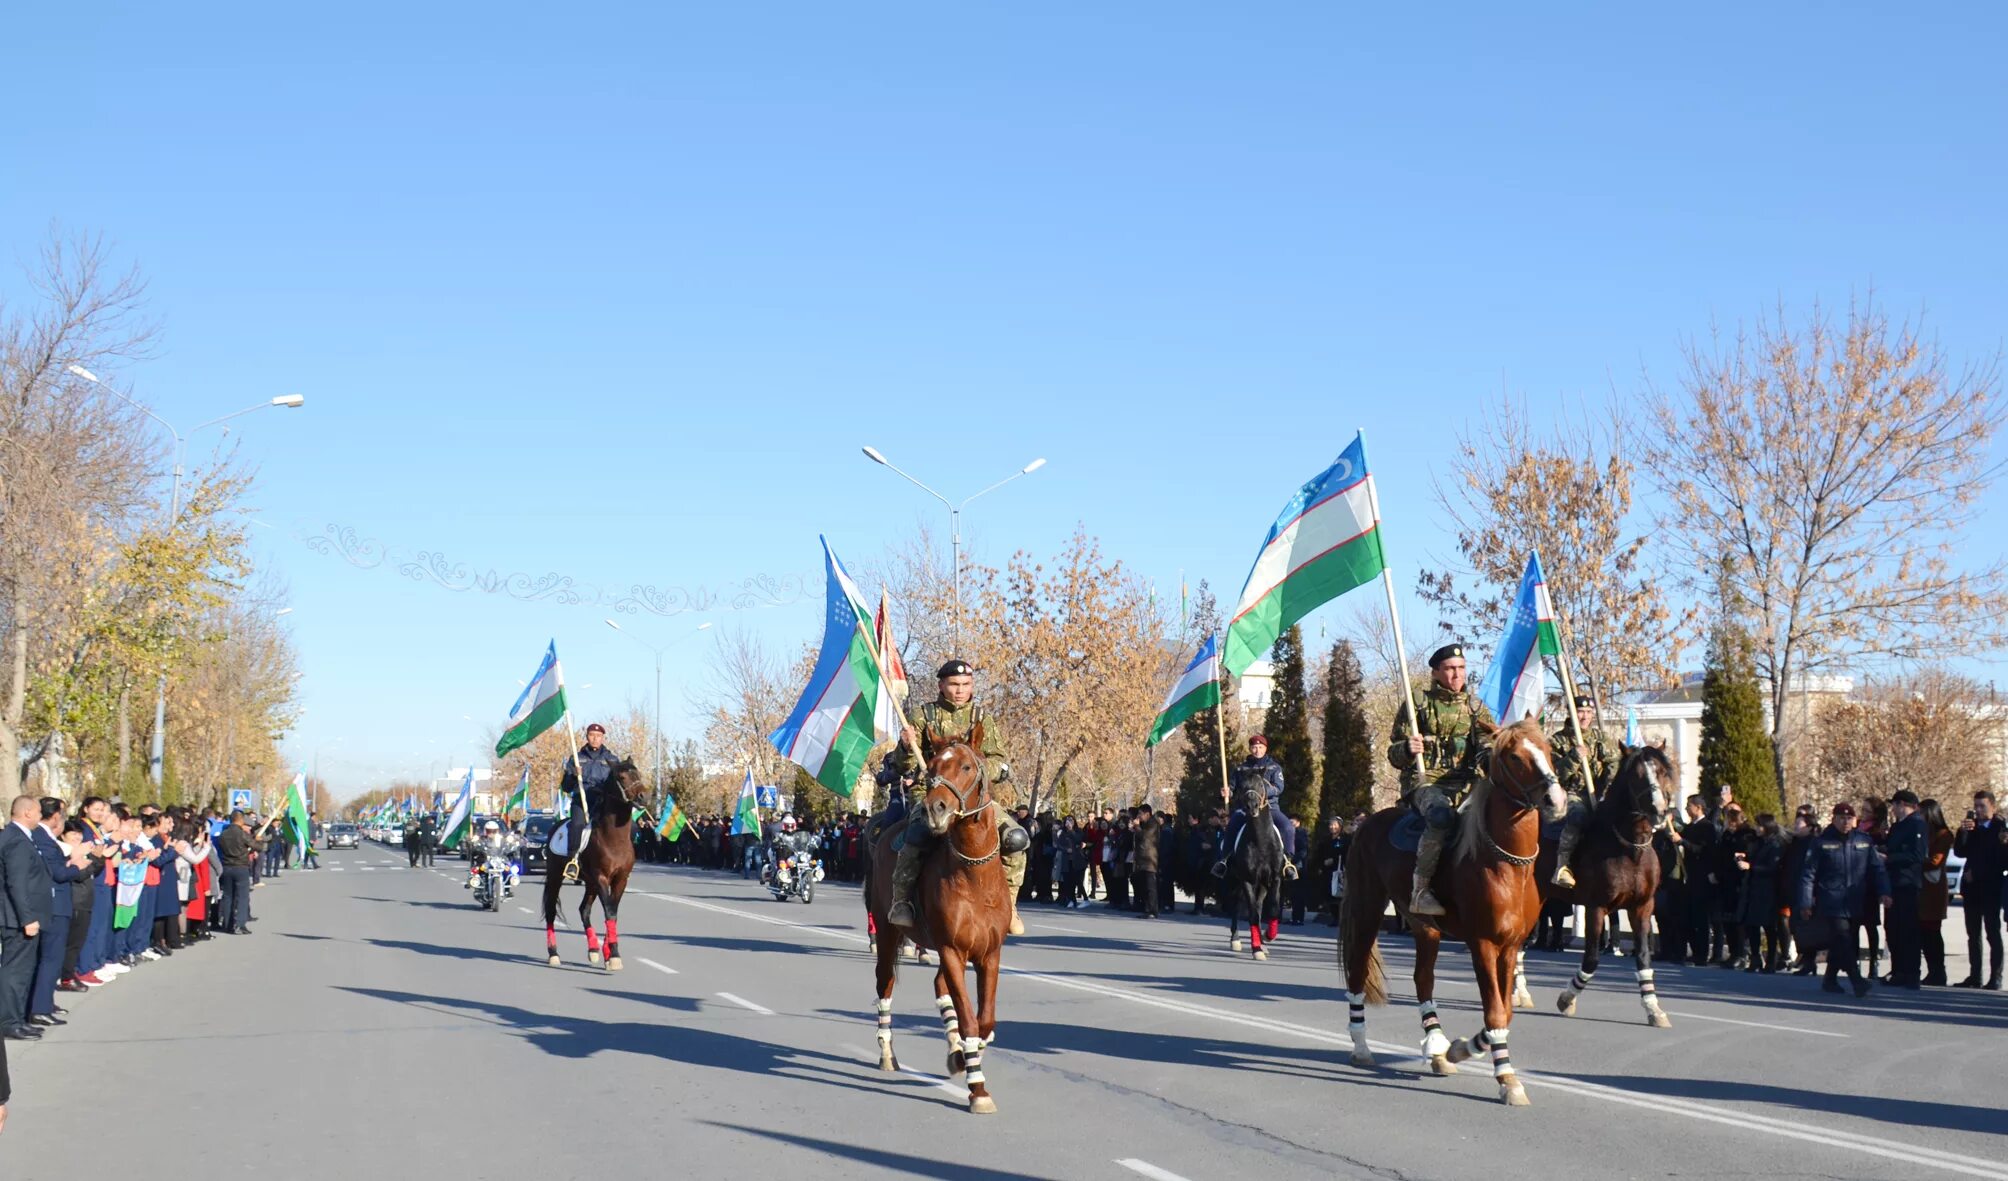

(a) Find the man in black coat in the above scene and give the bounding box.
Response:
[0,797,54,1041]
[28,800,88,1027]
[1798,802,1892,997]
[1677,795,1719,965]
[1882,790,1928,989]
[1954,790,2007,989]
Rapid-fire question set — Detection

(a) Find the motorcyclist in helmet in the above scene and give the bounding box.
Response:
[466,819,523,897]
[766,814,812,882]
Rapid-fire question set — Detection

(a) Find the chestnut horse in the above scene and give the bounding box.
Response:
[866,738,1010,1115]
[1525,741,1674,1027]
[1340,719,1566,1106]
[542,758,643,971]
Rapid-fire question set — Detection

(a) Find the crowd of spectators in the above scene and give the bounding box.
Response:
[0,794,297,1133]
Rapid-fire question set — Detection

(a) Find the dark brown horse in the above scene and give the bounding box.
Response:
[866,738,1010,1115]
[542,758,642,971]
[1524,741,1675,1027]
[1339,719,1567,1106]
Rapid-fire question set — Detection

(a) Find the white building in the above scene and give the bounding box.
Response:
[1627,672,1854,803]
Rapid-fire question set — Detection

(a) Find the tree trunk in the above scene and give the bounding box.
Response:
[118,684,132,791]
[0,599,27,799]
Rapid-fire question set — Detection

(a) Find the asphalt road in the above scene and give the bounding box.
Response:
[6,846,2004,1181]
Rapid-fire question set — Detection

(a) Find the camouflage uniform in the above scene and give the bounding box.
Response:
[1547,721,1617,888]
[890,698,1030,927]
[1386,680,1495,915]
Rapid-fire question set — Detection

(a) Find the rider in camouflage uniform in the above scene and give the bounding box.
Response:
[1387,643,1496,917]
[1548,694,1617,889]
[891,660,1032,935]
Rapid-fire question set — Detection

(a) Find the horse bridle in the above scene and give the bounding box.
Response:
[1478,739,1556,868]
[929,756,999,865]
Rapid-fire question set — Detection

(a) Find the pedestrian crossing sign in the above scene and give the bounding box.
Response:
[229,788,255,812]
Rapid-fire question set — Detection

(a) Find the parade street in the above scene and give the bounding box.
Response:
[4,851,2002,1181]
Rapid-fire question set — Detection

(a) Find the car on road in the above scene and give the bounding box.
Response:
[458,815,497,859]
[326,823,360,850]
[520,815,558,874]
[383,826,404,846]
[1946,850,1964,898]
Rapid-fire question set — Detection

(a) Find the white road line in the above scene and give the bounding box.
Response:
[1117,1161,1193,1181]
[863,1049,970,1101]
[715,992,774,1015]
[360,866,375,871]
[1661,1010,1848,1038]
[643,891,2001,1181]
[638,957,679,976]
[1028,923,1086,934]
[517,907,535,916]
[328,867,345,872]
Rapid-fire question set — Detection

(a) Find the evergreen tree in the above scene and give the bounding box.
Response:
[1264,625,1317,826]
[1175,581,1235,819]
[1699,620,1780,818]
[1319,640,1374,822]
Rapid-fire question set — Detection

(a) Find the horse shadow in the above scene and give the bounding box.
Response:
[340,986,963,1108]
[1572,1070,2008,1137]
[711,1124,1062,1181]
[365,936,592,970]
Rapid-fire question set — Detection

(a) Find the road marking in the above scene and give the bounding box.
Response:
[1117,1162,1192,1181]
[517,907,535,916]
[359,866,375,872]
[639,957,679,976]
[716,992,773,1015]
[1028,923,1086,934]
[329,867,345,872]
[863,1049,970,1101]
[1660,1009,1848,1038]
[645,891,1999,1181]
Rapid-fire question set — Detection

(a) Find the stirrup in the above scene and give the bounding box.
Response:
[1282,862,1299,881]
[1552,865,1577,888]
[1411,885,1446,916]
[889,900,917,926]
[562,857,582,884]
[1209,862,1227,878]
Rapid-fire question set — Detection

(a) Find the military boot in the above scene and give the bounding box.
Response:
[998,814,1030,935]
[1410,827,1448,916]
[888,838,924,927]
[1551,822,1582,889]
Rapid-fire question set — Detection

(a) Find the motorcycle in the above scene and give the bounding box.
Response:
[765,850,823,904]
[472,857,511,911]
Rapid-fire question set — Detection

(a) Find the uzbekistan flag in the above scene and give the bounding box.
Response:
[1148,633,1222,747]
[730,769,762,838]
[767,538,898,796]
[285,771,312,853]
[875,589,909,706]
[440,768,475,850]
[656,791,689,841]
[504,765,530,817]
[1477,552,1561,725]
[1223,433,1389,676]
[496,641,568,759]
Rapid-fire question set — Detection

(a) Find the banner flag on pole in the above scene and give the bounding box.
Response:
[767,538,898,797]
[875,589,909,706]
[730,769,763,838]
[505,765,530,817]
[1477,552,1562,724]
[1147,633,1222,747]
[440,768,475,850]
[655,791,689,841]
[1626,706,1640,746]
[496,641,569,759]
[1223,433,1388,676]
[285,771,312,857]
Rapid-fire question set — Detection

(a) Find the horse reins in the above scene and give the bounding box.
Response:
[929,766,1001,866]
[1478,746,1552,868]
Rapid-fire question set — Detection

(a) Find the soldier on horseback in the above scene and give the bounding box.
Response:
[559,723,622,882]
[1548,694,1617,889]
[1212,735,1298,880]
[1388,643,1496,916]
[890,660,1032,935]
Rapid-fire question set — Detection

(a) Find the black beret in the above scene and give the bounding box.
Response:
[1573,694,1593,709]
[937,660,973,679]
[1428,644,1464,668]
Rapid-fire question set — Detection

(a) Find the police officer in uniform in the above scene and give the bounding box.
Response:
[1388,643,1495,916]
[1549,693,1617,889]
[1211,735,1298,880]
[560,723,623,881]
[891,660,1032,935]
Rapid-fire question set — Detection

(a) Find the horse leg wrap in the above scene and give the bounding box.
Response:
[875,998,894,1044]
[1485,1028,1513,1078]
[936,994,960,1041]
[1248,925,1262,951]
[584,927,601,952]
[1567,968,1594,997]
[604,919,619,948]
[962,1036,987,1087]
[545,925,557,950]
[1265,919,1280,943]
[1419,1002,1449,1057]
[1638,968,1665,1013]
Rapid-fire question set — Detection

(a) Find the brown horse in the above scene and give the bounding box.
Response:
[866,738,1010,1115]
[542,758,642,971]
[1524,741,1675,1027]
[1339,719,1567,1106]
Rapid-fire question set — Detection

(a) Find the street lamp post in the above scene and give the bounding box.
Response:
[860,447,1045,647]
[66,365,306,786]
[605,619,714,797]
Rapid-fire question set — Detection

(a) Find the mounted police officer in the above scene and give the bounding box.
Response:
[1388,643,1495,916]
[1549,693,1617,889]
[891,660,1032,935]
[1211,734,1298,880]
[559,723,622,881]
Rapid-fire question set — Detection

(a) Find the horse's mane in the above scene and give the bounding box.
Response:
[1452,718,1545,866]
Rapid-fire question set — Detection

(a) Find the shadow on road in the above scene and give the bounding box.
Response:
[714,1124,1062,1180]
[1573,1071,2008,1136]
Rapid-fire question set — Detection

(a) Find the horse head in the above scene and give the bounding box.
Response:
[1608,740,1674,832]
[604,759,645,805]
[1241,786,1266,817]
[1480,719,1568,823]
[922,741,989,838]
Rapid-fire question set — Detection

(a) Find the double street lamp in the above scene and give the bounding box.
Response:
[67,365,306,786]
[604,619,714,796]
[860,447,1045,647]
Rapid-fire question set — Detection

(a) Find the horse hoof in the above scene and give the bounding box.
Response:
[606,957,622,972]
[878,1054,898,1073]
[1557,995,1577,1017]
[1648,1010,1672,1029]
[968,1095,997,1115]
[1429,1055,1457,1076]
[1230,938,1244,952]
[587,950,601,965]
[1514,990,1535,1009]
[947,1049,964,1076]
[547,954,561,967]
[1501,1080,1531,1107]
[1349,1049,1376,1069]
[1253,949,1267,961]
[1446,1040,1473,1066]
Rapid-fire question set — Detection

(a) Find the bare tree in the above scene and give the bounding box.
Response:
[1646,299,2008,800]
[1807,668,2004,813]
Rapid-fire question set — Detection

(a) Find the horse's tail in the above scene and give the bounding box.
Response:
[1339,846,1390,1008]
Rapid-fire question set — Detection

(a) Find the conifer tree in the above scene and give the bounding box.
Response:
[1699,620,1780,817]
[1264,625,1317,826]
[1319,640,1374,822]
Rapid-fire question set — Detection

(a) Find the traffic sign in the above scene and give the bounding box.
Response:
[228,788,255,812]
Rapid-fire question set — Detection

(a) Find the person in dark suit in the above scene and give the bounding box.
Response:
[1,797,54,1041]
[28,800,88,1027]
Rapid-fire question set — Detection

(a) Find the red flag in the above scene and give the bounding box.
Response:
[875,590,909,704]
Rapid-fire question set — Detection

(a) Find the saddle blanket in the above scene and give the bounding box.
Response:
[547,823,571,858]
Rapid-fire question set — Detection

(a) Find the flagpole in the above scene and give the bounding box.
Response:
[1361,442,1424,780]
[1214,685,1232,809]
[1536,549,1601,798]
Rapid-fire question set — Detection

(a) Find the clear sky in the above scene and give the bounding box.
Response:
[6,3,2004,795]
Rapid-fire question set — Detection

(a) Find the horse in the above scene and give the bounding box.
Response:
[1223,786,1286,960]
[1339,718,1567,1106]
[865,738,1010,1115]
[541,758,643,972]
[1525,741,1675,1027]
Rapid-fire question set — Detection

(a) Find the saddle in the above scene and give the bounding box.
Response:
[1390,806,1469,854]
[547,823,571,858]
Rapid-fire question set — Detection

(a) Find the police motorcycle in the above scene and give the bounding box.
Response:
[466,821,520,911]
[762,815,823,904]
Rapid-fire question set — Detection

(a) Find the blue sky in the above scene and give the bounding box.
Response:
[6,3,2004,794]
